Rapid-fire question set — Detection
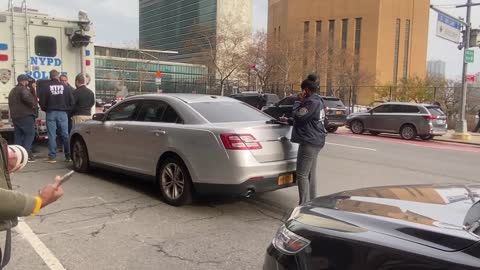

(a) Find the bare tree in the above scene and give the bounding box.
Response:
[188,16,250,96]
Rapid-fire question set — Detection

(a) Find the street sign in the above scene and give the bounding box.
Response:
[436,13,462,43]
[155,71,162,85]
[466,49,475,63]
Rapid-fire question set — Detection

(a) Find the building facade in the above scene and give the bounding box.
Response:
[427,60,447,79]
[94,45,208,99]
[139,0,253,63]
[268,0,430,105]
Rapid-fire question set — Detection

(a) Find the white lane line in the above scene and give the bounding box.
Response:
[15,220,66,270]
[326,142,377,151]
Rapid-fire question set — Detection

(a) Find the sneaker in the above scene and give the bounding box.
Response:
[64,158,72,163]
[44,158,57,164]
[28,157,36,163]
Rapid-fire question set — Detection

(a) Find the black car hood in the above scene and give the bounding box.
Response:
[304,184,480,252]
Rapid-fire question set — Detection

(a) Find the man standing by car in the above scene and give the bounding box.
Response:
[8,75,36,162]
[281,75,327,205]
[38,70,74,163]
[71,74,95,125]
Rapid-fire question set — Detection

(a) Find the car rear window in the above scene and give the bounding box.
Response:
[265,94,280,104]
[323,98,345,109]
[427,106,445,117]
[190,102,272,123]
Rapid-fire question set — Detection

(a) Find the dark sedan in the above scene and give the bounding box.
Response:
[262,96,347,133]
[264,184,480,270]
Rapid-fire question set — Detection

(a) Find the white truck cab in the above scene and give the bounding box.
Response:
[0,2,95,139]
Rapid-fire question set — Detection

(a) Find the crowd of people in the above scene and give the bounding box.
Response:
[8,70,95,163]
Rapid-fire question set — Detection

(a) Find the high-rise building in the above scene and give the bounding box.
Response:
[139,0,253,63]
[268,0,430,105]
[427,60,447,79]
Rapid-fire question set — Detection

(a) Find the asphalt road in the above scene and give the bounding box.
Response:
[3,133,479,270]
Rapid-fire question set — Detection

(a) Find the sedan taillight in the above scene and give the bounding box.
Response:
[272,224,311,255]
[220,134,262,150]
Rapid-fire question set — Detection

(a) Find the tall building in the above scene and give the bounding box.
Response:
[427,60,447,79]
[268,0,430,105]
[139,0,253,63]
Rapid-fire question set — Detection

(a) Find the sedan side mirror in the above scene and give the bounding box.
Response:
[92,113,106,121]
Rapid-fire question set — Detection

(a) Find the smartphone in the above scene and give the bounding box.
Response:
[59,170,75,186]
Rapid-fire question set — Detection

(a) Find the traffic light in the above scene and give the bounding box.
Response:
[470,29,480,48]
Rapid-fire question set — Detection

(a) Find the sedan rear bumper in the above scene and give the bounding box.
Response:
[194,173,296,196]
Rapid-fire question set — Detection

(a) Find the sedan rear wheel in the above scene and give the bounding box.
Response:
[350,120,364,134]
[158,157,193,206]
[72,138,90,173]
[400,125,417,140]
[327,127,338,133]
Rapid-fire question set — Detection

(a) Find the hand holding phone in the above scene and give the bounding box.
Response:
[59,170,75,186]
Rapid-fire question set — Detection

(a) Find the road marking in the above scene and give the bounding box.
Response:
[326,142,377,151]
[15,220,66,270]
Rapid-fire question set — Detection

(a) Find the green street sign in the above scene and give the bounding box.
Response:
[465,49,475,63]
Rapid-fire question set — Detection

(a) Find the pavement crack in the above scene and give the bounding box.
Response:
[90,224,107,237]
[152,243,222,265]
[183,207,225,223]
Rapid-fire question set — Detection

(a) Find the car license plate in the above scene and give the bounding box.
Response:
[336,111,343,115]
[278,174,294,185]
[436,120,446,125]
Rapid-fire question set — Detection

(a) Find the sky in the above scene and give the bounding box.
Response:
[1,0,478,79]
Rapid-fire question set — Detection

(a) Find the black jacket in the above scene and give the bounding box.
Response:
[38,79,74,112]
[8,85,35,120]
[72,85,95,116]
[289,94,327,147]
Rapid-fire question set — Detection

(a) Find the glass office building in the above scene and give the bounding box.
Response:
[94,45,208,99]
[139,0,217,62]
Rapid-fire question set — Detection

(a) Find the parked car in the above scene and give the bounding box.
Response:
[264,183,480,270]
[230,92,280,110]
[70,94,298,206]
[262,96,347,133]
[346,102,447,140]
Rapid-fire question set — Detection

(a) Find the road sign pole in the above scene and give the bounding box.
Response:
[455,0,472,138]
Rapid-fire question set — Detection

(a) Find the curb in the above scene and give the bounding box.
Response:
[433,138,480,147]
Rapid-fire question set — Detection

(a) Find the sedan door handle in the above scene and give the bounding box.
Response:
[152,129,167,136]
[113,126,125,132]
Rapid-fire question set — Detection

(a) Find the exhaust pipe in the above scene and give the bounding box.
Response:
[245,189,255,198]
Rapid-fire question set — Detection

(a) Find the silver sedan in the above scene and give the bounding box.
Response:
[70,94,298,206]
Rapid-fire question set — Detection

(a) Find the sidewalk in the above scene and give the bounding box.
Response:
[434,130,480,146]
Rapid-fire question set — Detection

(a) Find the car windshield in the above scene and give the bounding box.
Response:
[323,98,345,109]
[427,106,446,117]
[190,102,273,123]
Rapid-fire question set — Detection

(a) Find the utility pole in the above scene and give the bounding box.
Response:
[455,0,473,138]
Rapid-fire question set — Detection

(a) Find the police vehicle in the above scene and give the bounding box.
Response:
[0,1,95,140]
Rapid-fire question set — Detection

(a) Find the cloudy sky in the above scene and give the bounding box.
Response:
[1,0,478,79]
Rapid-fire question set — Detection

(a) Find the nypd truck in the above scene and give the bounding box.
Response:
[0,2,95,139]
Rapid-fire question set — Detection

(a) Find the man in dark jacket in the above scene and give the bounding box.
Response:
[281,75,327,205]
[38,70,74,163]
[8,75,36,162]
[72,73,95,125]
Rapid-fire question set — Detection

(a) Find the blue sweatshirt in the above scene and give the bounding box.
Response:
[290,94,327,147]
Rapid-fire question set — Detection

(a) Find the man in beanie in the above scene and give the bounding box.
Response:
[8,75,36,162]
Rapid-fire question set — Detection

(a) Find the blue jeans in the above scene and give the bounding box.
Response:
[296,144,322,205]
[46,111,70,159]
[13,115,35,158]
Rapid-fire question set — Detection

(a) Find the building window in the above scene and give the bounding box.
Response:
[403,19,411,79]
[315,20,322,78]
[304,21,310,68]
[354,17,362,76]
[342,19,348,50]
[327,20,335,94]
[393,19,401,85]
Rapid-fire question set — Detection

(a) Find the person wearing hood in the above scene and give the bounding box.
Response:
[280,75,327,205]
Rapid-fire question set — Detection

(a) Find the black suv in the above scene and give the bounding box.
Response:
[230,92,280,110]
[262,96,347,133]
